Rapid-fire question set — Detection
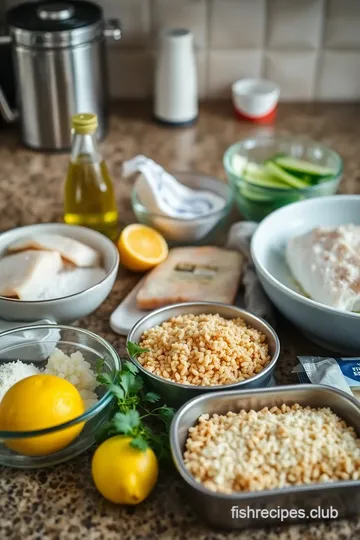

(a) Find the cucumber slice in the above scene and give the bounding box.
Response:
[232,154,248,176]
[232,159,291,189]
[274,156,335,177]
[246,162,264,175]
[244,166,291,190]
[236,185,306,222]
[240,184,276,202]
[265,162,310,189]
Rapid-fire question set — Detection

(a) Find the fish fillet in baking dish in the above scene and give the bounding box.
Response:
[7,234,100,267]
[0,250,62,300]
[136,246,244,309]
[286,224,360,311]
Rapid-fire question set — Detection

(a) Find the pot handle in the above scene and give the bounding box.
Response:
[0,35,11,45]
[103,19,121,40]
[0,86,18,123]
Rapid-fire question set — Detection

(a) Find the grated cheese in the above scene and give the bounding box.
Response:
[0,360,40,402]
[0,348,99,409]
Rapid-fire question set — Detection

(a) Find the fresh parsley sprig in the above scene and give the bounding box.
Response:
[96,341,175,460]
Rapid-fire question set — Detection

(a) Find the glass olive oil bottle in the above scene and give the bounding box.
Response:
[64,113,118,239]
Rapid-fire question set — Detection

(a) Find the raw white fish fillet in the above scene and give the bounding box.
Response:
[286,225,360,311]
[0,250,62,300]
[37,267,107,300]
[8,234,100,267]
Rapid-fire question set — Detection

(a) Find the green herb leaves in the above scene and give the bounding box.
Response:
[96,341,175,459]
[112,410,140,434]
[130,437,149,451]
[143,392,160,404]
[126,341,149,358]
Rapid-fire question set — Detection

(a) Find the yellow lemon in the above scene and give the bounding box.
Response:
[0,374,85,456]
[117,224,168,272]
[91,436,158,504]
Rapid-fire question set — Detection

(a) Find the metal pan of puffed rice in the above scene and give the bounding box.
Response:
[170,384,360,529]
[127,302,280,408]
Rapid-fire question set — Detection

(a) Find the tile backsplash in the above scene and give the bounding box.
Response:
[5,0,360,101]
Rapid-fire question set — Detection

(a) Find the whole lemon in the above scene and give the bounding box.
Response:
[0,374,85,456]
[92,436,158,504]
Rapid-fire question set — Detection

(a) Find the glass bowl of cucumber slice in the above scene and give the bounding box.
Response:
[223,135,343,222]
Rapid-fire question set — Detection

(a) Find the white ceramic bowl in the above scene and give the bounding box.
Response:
[132,172,233,245]
[0,223,119,323]
[251,195,360,354]
[232,78,280,120]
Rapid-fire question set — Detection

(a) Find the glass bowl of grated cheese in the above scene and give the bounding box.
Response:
[0,325,120,468]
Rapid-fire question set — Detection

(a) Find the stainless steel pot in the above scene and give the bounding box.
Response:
[0,1,121,151]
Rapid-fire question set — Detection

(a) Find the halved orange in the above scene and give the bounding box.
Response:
[118,224,168,272]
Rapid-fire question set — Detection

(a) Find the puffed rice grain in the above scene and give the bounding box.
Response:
[137,313,270,386]
[183,404,360,494]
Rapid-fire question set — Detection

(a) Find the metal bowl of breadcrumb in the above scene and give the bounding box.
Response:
[127,302,280,407]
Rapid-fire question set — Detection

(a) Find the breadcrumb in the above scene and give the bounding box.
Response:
[138,313,270,386]
[184,404,360,493]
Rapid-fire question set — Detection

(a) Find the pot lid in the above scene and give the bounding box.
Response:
[7,0,103,48]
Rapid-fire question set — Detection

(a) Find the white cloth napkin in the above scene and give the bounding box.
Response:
[0,319,60,362]
[123,155,225,218]
[226,221,275,326]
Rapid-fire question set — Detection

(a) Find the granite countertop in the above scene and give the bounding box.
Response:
[1,103,360,540]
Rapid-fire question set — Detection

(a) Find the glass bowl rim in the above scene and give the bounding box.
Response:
[131,170,233,222]
[223,134,344,195]
[0,324,120,439]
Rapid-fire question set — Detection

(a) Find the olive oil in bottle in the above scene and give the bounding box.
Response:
[64,113,118,239]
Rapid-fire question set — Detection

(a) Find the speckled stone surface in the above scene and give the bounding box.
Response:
[1,103,360,540]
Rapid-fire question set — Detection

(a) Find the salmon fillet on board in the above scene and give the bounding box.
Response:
[136,246,244,310]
